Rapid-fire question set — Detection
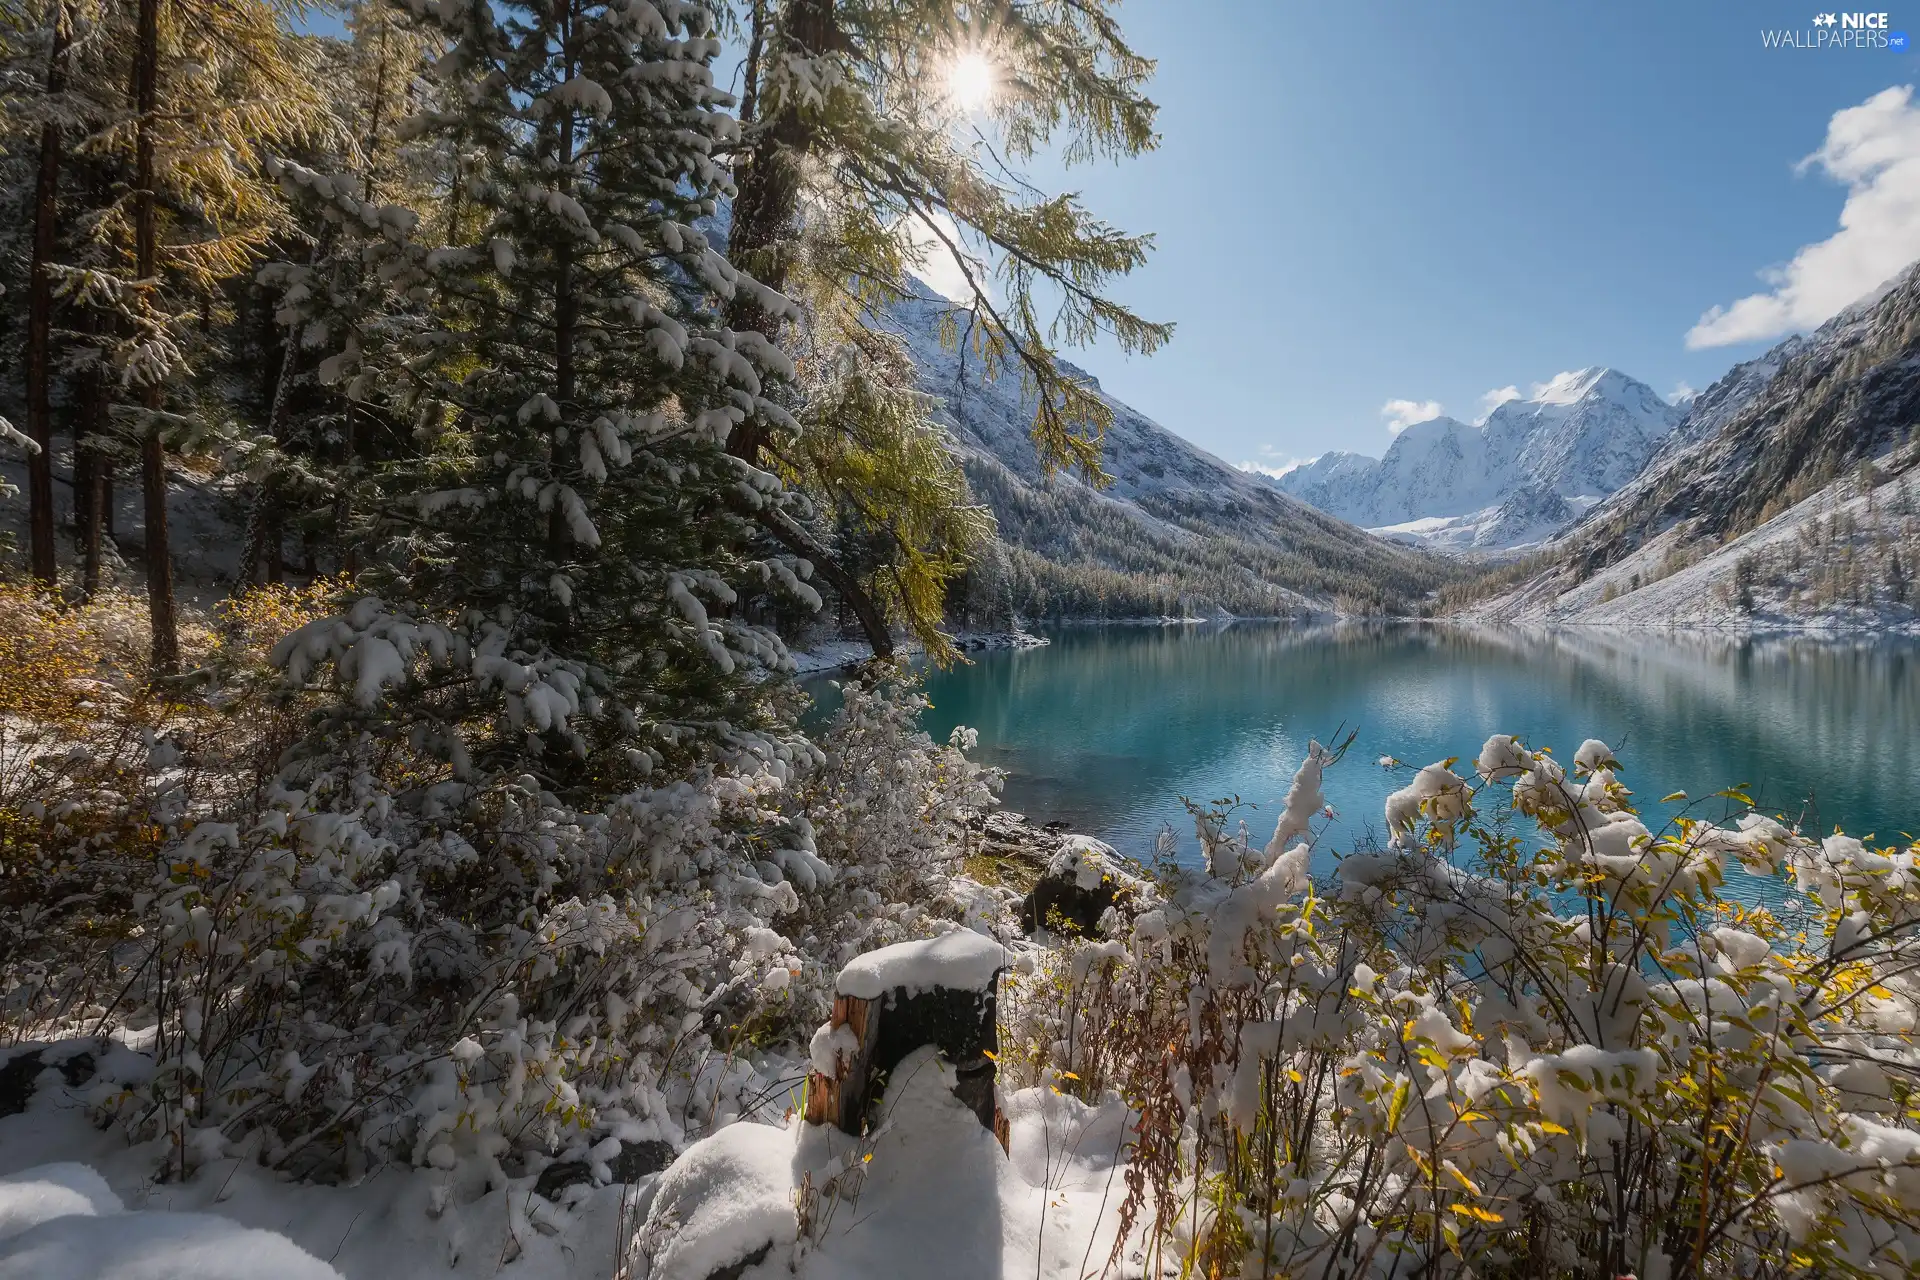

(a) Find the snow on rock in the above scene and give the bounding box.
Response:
[1046,835,1123,891]
[835,930,1010,1000]
[1021,836,1146,936]
[0,1164,121,1243]
[639,1120,798,1280]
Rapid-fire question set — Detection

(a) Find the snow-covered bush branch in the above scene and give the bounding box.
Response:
[1020,734,1920,1279]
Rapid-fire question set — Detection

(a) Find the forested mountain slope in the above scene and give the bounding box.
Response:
[881,289,1457,620]
[1468,264,1920,630]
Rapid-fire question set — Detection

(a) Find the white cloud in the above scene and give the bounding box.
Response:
[1239,444,1308,479]
[1687,85,1920,349]
[1238,457,1308,479]
[1475,385,1522,423]
[899,208,990,303]
[1668,380,1698,404]
[1380,398,1444,433]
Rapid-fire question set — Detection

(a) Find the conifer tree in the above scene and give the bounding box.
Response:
[720,0,1170,656]
[264,0,819,797]
[57,0,327,664]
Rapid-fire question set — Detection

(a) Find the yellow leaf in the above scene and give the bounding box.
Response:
[1662,791,1688,803]
[1450,1203,1506,1224]
[1537,1121,1570,1136]
[1386,1079,1412,1132]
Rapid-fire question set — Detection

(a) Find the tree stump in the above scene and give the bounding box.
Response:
[802,933,1010,1150]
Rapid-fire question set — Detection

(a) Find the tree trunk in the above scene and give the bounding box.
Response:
[77,367,108,600]
[738,0,766,127]
[754,505,893,659]
[24,0,71,591]
[722,0,834,465]
[243,314,300,584]
[132,0,177,674]
[81,458,106,600]
[725,0,899,658]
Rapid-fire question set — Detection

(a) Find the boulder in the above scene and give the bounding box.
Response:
[638,1122,796,1280]
[1019,835,1144,936]
[0,1048,96,1120]
[533,1138,675,1201]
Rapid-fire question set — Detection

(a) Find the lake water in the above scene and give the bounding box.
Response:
[859,623,1920,883]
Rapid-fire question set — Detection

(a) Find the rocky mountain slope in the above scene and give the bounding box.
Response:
[1470,263,1920,631]
[879,289,1455,618]
[1269,368,1682,550]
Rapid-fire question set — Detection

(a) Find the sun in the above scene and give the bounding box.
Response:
[947,51,995,113]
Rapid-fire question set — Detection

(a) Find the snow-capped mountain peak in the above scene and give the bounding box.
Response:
[1267,367,1682,549]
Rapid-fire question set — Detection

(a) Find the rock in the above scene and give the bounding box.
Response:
[1020,836,1143,936]
[0,1048,96,1120]
[533,1139,675,1201]
[639,1122,796,1280]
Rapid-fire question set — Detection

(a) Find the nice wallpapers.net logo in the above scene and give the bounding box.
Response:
[1761,11,1910,48]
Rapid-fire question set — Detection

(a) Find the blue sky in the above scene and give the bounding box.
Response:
[996,1,1920,472]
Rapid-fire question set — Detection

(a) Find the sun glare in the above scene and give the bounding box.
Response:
[947,51,995,113]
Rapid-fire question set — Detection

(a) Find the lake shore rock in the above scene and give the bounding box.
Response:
[789,630,1049,676]
[961,812,1150,938]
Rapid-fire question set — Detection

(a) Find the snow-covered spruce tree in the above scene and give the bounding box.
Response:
[235,0,442,586]
[126,0,837,1185]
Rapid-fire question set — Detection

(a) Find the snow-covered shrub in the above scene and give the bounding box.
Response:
[767,668,1005,1032]
[0,585,326,1037]
[1036,735,1920,1279]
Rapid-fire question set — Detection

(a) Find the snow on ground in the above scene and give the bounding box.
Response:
[0,451,251,608]
[642,1049,1132,1280]
[3,1030,1139,1280]
[0,1036,811,1280]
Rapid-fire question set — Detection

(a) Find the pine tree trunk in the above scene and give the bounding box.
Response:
[81,458,106,600]
[77,366,108,600]
[550,16,577,566]
[132,0,177,674]
[723,0,834,465]
[244,316,301,584]
[24,0,71,592]
[726,0,896,658]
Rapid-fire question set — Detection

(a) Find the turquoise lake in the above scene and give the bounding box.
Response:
[841,623,1920,881]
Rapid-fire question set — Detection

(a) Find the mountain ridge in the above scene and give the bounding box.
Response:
[1264,367,1683,549]
[1465,260,1920,631]
[877,287,1459,619]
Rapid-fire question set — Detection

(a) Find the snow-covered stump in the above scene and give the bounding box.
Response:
[804,932,1010,1148]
